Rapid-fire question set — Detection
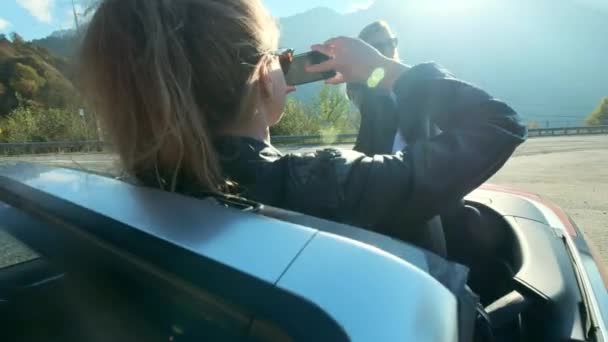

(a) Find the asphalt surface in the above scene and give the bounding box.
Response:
[490,136,608,263]
[0,135,607,266]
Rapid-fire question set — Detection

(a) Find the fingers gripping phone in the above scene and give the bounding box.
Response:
[285,51,336,86]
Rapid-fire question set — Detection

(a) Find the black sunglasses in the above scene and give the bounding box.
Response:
[272,48,294,75]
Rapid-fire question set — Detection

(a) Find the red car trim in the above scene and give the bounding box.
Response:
[479,183,577,236]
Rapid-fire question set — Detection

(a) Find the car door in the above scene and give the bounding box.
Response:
[0,163,464,341]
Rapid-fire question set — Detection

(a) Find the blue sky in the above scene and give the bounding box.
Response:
[0,0,374,40]
[0,0,84,40]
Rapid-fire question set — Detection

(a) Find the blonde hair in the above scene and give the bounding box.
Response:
[358,20,395,42]
[346,20,398,103]
[79,0,278,194]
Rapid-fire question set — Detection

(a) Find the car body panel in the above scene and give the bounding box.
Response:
[579,247,608,327]
[478,183,576,236]
[504,216,573,300]
[0,163,463,341]
[563,229,608,341]
[0,162,316,284]
[278,231,458,342]
[0,163,604,341]
[469,184,608,340]
[505,215,586,340]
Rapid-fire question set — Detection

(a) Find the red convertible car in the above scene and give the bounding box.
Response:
[0,163,605,341]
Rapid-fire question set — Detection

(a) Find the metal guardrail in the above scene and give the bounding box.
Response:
[0,126,606,155]
[272,134,358,146]
[527,125,608,137]
[271,125,608,145]
[0,140,107,155]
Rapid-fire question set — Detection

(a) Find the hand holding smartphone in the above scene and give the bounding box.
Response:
[285,51,336,86]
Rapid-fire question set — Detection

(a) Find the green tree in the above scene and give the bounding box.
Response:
[0,106,96,143]
[315,85,359,143]
[9,62,46,97]
[270,85,360,138]
[315,85,352,130]
[271,99,320,136]
[586,97,608,126]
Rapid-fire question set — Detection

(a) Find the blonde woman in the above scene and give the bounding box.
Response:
[79,0,526,254]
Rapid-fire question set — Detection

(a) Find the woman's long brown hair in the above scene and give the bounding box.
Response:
[79,0,278,193]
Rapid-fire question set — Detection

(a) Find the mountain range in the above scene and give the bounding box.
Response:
[26,0,608,125]
[279,0,608,125]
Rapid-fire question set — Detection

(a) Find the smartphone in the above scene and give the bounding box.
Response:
[285,51,336,86]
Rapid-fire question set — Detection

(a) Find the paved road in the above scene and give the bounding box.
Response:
[1,135,607,265]
[490,136,608,263]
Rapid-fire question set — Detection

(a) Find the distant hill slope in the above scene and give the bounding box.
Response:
[0,34,79,115]
[31,29,80,60]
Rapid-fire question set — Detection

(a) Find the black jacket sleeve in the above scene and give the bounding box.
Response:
[281,63,527,237]
[353,88,398,156]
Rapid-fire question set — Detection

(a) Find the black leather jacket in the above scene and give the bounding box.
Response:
[351,80,448,255]
[354,86,442,155]
[216,63,527,251]
[350,86,399,155]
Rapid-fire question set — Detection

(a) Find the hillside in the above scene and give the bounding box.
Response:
[0,34,79,115]
[31,29,80,60]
